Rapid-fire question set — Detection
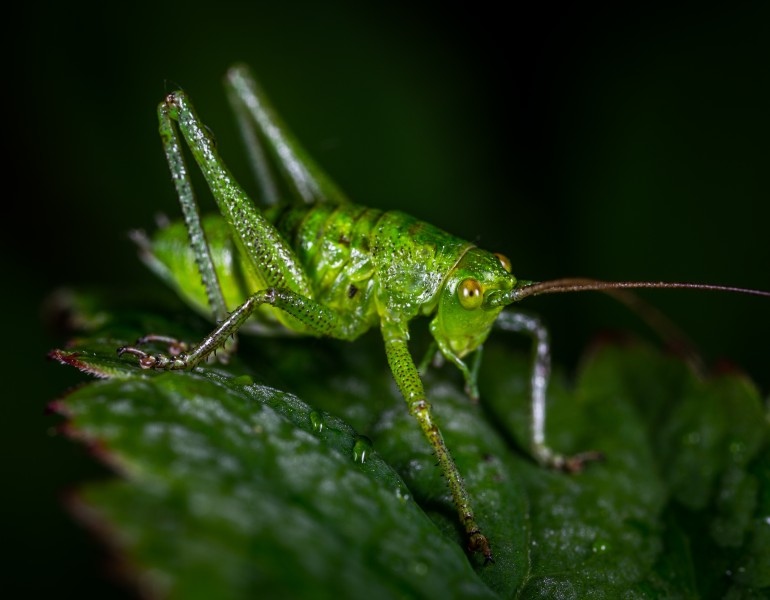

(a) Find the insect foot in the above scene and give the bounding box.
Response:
[468,530,494,564]
[116,346,190,370]
[534,445,605,474]
[558,450,605,474]
[117,334,193,369]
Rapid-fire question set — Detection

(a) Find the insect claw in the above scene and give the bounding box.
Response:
[562,450,605,474]
[117,345,175,370]
[139,355,159,369]
[464,384,480,404]
[117,346,160,369]
[467,531,494,564]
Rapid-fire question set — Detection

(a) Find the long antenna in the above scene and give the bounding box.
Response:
[509,278,770,303]
[490,277,770,377]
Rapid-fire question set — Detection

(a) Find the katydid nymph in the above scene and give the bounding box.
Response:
[117,64,770,563]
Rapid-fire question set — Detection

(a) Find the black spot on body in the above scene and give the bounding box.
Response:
[348,284,359,299]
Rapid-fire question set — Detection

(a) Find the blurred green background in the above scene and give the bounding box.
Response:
[7,3,769,597]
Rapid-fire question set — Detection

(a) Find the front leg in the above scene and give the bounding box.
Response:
[381,321,493,563]
[495,311,603,472]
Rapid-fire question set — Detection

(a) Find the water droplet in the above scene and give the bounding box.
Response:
[309,411,324,433]
[352,435,373,464]
[233,375,254,386]
[592,539,610,554]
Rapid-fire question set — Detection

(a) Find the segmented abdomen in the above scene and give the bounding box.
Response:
[266,202,472,323]
[267,203,382,322]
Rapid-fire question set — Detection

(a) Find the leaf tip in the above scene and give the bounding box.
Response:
[49,348,128,379]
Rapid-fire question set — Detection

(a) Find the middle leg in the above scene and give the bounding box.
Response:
[382,321,493,563]
[495,311,602,472]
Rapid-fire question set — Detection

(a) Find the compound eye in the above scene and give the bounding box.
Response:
[458,278,483,310]
[494,253,512,273]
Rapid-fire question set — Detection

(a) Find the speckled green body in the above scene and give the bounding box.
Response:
[268,203,474,323]
[144,202,480,340]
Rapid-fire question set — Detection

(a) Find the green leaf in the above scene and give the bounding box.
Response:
[50,293,769,598]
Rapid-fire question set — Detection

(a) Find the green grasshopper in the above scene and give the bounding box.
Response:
[118,64,770,563]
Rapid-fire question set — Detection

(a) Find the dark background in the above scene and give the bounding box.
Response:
[7,3,769,597]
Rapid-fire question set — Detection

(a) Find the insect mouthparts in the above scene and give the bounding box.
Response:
[482,290,510,309]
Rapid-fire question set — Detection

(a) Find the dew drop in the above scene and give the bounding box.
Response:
[592,538,610,554]
[233,375,254,386]
[352,435,373,464]
[309,411,324,434]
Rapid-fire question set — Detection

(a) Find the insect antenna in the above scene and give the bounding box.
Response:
[509,278,770,301]
[498,278,770,375]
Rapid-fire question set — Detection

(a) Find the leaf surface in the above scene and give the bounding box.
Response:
[50,295,769,598]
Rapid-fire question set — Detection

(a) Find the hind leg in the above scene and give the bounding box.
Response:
[224,64,349,206]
